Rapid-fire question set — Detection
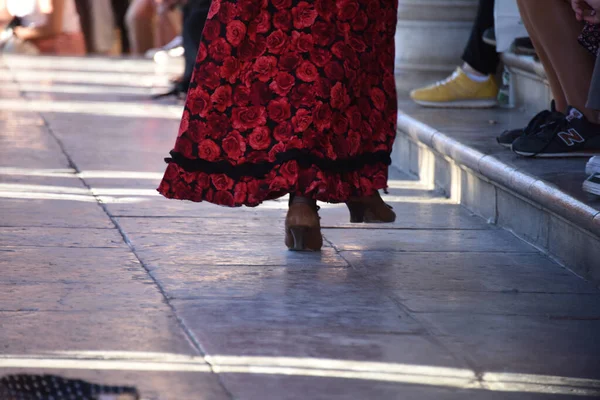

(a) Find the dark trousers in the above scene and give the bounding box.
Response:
[180,0,211,91]
[111,0,130,54]
[74,0,130,54]
[462,0,499,75]
[74,0,92,53]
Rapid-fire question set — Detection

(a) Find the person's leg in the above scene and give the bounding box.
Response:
[74,0,93,53]
[462,0,499,76]
[154,2,181,47]
[126,0,155,55]
[111,0,131,54]
[516,0,567,111]
[517,0,598,122]
[181,0,210,89]
[587,55,600,110]
[89,0,116,54]
[410,0,499,108]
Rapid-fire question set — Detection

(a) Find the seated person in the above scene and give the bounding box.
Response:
[504,0,600,158]
[3,0,86,55]
[410,0,500,108]
[126,0,181,55]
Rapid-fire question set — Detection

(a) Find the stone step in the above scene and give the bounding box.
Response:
[392,93,600,285]
[502,52,553,113]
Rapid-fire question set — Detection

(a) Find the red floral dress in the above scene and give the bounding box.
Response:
[158,0,399,207]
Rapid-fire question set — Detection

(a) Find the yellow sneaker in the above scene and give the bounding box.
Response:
[410,67,499,108]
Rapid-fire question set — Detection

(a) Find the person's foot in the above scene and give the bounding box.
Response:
[583,173,600,196]
[145,36,184,61]
[586,156,600,175]
[346,191,396,223]
[285,196,322,251]
[152,77,191,100]
[496,100,563,148]
[410,67,499,108]
[512,107,600,157]
[514,37,536,56]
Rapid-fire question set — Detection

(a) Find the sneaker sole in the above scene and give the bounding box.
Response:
[496,141,513,149]
[513,150,600,158]
[413,99,498,109]
[583,181,600,196]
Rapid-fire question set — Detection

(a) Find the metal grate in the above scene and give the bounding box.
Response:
[0,374,140,400]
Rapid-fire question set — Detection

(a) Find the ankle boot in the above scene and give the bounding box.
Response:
[285,196,322,251]
[346,191,396,223]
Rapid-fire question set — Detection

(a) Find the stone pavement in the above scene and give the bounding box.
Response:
[1,55,600,400]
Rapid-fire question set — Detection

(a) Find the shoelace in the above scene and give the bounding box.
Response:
[525,117,570,158]
[432,69,462,88]
[523,110,551,135]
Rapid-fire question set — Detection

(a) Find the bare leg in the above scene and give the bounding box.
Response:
[126,0,155,55]
[517,0,598,122]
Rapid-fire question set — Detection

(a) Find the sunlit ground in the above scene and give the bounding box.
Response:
[1,352,598,397]
[2,55,595,399]
[0,167,453,206]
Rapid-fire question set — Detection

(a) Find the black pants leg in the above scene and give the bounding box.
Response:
[462,0,499,75]
[180,0,211,92]
[74,0,92,53]
[111,0,131,54]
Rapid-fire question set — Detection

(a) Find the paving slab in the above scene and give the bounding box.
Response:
[0,310,195,355]
[115,217,286,236]
[0,227,124,248]
[0,198,113,228]
[0,280,165,312]
[323,228,537,253]
[0,369,230,400]
[393,290,600,318]
[104,196,272,218]
[215,373,583,400]
[342,251,599,293]
[171,294,421,334]
[0,247,146,283]
[321,202,490,230]
[196,327,463,368]
[419,313,600,380]
[132,240,347,268]
[149,265,357,300]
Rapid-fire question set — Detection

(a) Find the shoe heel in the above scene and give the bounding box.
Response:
[346,203,365,223]
[289,226,308,251]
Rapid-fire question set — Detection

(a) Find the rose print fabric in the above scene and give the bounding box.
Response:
[158,0,399,207]
[579,23,600,57]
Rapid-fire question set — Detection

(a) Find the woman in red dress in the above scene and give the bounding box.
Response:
[158,0,399,251]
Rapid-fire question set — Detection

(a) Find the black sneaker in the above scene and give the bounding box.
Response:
[496,101,563,148]
[512,107,600,157]
[514,37,536,56]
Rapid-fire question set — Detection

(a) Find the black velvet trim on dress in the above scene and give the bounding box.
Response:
[165,149,392,179]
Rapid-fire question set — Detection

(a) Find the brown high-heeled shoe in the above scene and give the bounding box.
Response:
[346,191,396,223]
[285,196,322,251]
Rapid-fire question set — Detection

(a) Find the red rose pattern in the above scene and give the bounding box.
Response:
[158,0,398,207]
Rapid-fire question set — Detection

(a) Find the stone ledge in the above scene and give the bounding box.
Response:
[501,52,547,80]
[501,53,552,112]
[394,108,600,283]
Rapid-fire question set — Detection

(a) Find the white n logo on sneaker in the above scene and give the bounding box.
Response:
[558,128,585,146]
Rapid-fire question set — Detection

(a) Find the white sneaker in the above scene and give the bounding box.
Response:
[585,156,600,176]
[583,173,600,196]
[145,36,184,59]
